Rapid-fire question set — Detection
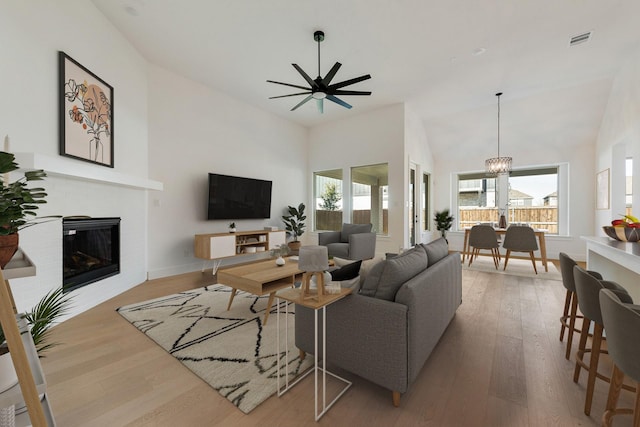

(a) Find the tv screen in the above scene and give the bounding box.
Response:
[207,173,272,220]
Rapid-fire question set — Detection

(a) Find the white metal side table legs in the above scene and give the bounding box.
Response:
[276,288,352,421]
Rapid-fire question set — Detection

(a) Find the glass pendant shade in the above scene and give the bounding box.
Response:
[485,92,512,175]
[485,156,512,175]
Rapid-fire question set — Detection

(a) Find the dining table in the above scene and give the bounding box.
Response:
[461,227,549,272]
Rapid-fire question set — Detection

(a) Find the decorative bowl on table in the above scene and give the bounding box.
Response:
[602,226,640,242]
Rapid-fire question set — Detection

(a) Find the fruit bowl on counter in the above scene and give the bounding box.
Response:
[602,226,640,242]
[604,214,640,242]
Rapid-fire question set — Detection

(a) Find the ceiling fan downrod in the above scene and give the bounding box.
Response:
[314,30,324,78]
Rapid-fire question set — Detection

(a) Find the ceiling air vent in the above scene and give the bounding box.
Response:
[569,31,593,46]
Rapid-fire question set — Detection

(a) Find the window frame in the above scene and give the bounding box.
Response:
[313,169,344,232]
[453,163,568,235]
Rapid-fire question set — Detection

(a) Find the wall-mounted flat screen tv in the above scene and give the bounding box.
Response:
[207,173,272,220]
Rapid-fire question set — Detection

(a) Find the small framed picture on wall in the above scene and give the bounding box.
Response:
[59,51,114,168]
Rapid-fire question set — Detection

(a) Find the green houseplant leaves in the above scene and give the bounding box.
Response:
[0,151,49,235]
[282,203,306,242]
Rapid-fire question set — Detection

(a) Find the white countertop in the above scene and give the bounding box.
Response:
[581,235,640,258]
[582,235,640,302]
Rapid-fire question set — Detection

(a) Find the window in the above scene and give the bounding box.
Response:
[507,167,558,234]
[314,169,343,231]
[422,173,430,231]
[457,173,497,229]
[457,166,561,234]
[351,163,388,234]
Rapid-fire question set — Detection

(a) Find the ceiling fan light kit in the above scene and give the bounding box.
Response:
[267,30,372,113]
[485,92,512,176]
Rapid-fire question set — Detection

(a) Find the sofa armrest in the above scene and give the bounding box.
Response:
[318,231,341,246]
[395,252,462,383]
[348,232,376,260]
[295,293,409,393]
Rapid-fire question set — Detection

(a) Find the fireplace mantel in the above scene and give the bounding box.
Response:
[13,152,163,191]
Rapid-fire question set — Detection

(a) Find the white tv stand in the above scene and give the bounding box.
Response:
[194,229,286,260]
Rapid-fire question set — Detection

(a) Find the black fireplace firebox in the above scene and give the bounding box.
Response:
[63,217,121,292]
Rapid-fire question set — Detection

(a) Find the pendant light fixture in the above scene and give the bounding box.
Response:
[485,92,512,175]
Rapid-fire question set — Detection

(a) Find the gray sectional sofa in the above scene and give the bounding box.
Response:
[295,237,462,406]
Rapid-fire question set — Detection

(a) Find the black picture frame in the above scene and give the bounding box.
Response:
[59,51,114,168]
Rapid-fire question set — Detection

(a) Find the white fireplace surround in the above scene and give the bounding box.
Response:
[13,152,163,191]
[8,153,163,322]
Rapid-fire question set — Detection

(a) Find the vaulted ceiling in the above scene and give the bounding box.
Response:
[92,0,640,155]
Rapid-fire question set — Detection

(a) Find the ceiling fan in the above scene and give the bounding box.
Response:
[267,30,371,113]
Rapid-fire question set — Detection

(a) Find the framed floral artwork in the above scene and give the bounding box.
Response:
[59,51,114,167]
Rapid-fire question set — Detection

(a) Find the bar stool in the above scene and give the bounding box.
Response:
[558,253,602,360]
[573,266,634,416]
[599,289,640,427]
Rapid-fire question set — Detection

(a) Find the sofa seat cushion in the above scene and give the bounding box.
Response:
[359,246,428,301]
[420,237,449,267]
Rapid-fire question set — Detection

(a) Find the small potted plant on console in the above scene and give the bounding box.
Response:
[228,222,236,233]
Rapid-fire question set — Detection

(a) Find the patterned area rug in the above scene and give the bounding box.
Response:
[116,284,312,414]
[462,255,562,280]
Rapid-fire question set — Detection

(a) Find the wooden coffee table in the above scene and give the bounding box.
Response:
[216,257,302,324]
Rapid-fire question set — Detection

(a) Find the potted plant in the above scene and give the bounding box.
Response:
[0,151,50,268]
[270,243,290,266]
[282,203,306,251]
[228,222,236,233]
[434,209,454,241]
[0,287,72,392]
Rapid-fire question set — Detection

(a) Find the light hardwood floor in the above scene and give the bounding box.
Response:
[40,261,637,426]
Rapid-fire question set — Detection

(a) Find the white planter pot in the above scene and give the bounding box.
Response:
[0,350,18,393]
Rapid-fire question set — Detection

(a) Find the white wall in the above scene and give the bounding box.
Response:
[308,104,405,255]
[146,65,308,279]
[595,47,640,232]
[0,1,151,317]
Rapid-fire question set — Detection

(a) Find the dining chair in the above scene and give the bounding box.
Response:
[599,289,640,427]
[502,225,538,273]
[467,225,500,269]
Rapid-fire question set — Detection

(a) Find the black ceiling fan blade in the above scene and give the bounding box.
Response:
[332,89,372,96]
[292,64,319,89]
[268,92,312,99]
[326,95,352,109]
[266,80,311,91]
[328,74,371,90]
[317,98,324,114]
[291,94,314,111]
[321,62,342,86]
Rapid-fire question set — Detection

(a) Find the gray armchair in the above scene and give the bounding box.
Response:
[318,223,376,260]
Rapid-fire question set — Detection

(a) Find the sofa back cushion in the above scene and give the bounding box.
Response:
[340,223,372,243]
[420,238,449,267]
[359,246,428,301]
